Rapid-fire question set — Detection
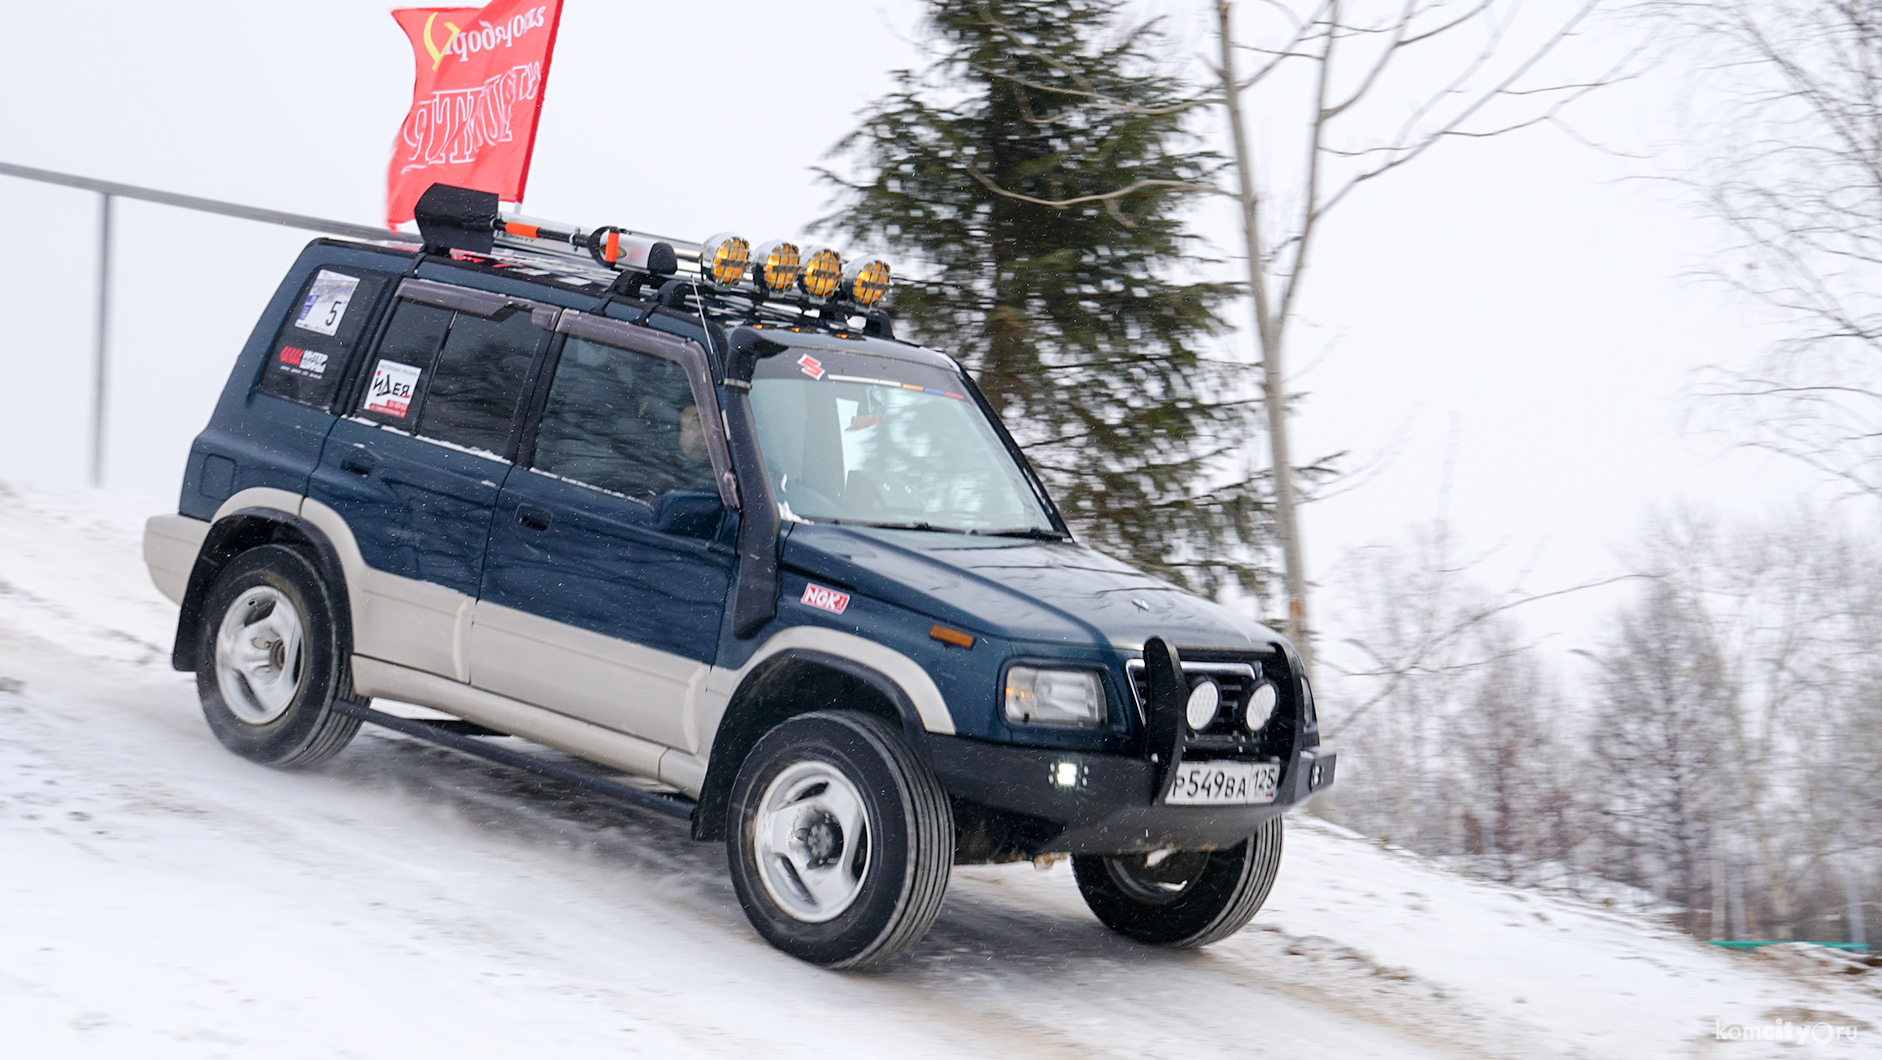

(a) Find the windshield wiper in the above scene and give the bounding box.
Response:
[822,519,1067,539]
[974,527,1069,540]
[827,519,959,533]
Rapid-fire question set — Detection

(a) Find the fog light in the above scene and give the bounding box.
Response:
[1185,679,1220,731]
[1311,762,1324,788]
[1052,760,1081,788]
[1245,682,1279,730]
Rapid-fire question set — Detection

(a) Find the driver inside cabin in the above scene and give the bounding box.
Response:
[532,337,715,504]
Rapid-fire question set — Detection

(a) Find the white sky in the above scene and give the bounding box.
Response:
[0,0,1826,658]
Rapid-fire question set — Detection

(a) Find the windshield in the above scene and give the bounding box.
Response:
[748,346,1057,534]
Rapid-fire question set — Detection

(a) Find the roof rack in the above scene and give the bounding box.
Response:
[409,184,893,332]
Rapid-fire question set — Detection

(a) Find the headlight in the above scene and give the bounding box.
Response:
[1004,666,1104,727]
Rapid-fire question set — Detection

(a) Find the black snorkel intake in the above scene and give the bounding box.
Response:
[723,326,790,638]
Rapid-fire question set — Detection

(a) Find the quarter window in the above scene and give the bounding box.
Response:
[257,268,389,410]
[532,337,716,505]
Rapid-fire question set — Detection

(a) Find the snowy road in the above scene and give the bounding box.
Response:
[2,481,1877,1058]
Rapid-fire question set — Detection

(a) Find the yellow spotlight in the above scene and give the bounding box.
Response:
[699,232,750,286]
[800,246,843,299]
[753,240,802,292]
[844,257,892,307]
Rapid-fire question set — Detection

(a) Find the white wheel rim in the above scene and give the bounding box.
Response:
[213,586,305,725]
[753,760,872,923]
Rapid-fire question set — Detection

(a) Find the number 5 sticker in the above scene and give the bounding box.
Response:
[294,270,361,337]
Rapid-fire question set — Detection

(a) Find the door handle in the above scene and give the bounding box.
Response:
[516,505,553,532]
[340,455,374,476]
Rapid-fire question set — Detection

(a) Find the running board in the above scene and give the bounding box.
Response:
[333,700,698,823]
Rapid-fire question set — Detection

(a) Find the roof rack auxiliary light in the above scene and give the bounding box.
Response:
[801,246,843,299]
[753,240,802,292]
[407,184,893,315]
[700,233,751,286]
[844,257,892,308]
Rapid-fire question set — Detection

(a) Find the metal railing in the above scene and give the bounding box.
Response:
[0,161,388,486]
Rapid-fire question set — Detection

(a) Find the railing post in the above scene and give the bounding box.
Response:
[91,192,112,489]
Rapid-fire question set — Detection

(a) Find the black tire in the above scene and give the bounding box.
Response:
[195,544,360,768]
[1073,815,1283,947]
[726,711,953,969]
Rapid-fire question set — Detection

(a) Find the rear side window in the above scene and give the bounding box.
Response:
[531,336,716,505]
[354,296,548,461]
[257,268,390,409]
[357,301,451,426]
[418,312,544,457]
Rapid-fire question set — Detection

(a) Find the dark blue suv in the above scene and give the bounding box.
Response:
[142,184,1334,968]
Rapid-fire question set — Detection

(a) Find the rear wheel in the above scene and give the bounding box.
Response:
[1073,816,1283,947]
[196,544,359,768]
[726,711,953,968]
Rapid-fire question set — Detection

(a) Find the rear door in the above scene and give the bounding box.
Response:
[472,314,736,752]
[308,279,554,680]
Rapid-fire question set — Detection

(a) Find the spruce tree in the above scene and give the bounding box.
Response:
[821,0,1270,599]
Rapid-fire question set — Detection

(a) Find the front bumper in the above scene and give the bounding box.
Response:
[926,734,1336,857]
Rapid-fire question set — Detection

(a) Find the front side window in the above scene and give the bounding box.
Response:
[531,336,717,505]
[748,347,1055,534]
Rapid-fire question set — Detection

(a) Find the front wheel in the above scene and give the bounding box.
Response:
[726,711,953,969]
[1073,816,1283,947]
[196,544,359,768]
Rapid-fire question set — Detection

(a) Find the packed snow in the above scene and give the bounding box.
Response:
[1,479,1877,1058]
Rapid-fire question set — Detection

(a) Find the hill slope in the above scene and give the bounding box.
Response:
[0,480,1875,1058]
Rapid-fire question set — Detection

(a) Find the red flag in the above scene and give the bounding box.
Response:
[386,1,564,228]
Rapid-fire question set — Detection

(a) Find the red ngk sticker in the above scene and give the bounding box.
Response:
[797,353,825,380]
[280,345,306,365]
[801,583,850,614]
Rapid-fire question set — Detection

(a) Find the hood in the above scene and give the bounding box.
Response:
[781,523,1281,653]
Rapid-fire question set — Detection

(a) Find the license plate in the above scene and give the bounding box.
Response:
[1164,761,1279,805]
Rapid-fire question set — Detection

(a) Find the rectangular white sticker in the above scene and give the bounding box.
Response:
[294,270,361,337]
[364,360,421,418]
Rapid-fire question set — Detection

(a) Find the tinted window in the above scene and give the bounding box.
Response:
[257,268,389,409]
[532,337,716,505]
[417,312,544,457]
[357,300,451,426]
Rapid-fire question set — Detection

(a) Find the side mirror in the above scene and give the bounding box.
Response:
[654,490,725,539]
